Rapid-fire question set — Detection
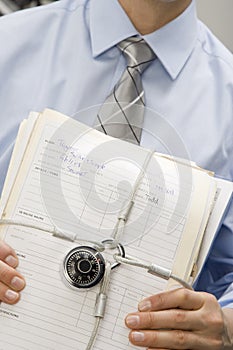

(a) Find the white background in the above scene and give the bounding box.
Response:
[197,0,233,52]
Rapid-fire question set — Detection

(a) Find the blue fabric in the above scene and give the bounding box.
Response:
[0,0,232,306]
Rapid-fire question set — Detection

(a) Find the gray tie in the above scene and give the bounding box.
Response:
[94,37,156,144]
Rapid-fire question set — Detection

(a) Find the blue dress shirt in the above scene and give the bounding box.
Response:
[0,0,232,307]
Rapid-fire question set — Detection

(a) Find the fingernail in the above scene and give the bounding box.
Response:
[11,276,25,290]
[5,289,19,301]
[131,331,145,342]
[138,299,151,311]
[126,315,140,327]
[5,255,18,267]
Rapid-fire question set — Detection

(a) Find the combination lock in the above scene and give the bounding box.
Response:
[62,246,106,289]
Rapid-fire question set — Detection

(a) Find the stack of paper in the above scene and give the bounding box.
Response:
[0,109,232,350]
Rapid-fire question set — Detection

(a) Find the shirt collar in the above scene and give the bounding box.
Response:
[89,0,198,80]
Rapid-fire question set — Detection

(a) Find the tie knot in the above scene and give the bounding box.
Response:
[118,37,156,74]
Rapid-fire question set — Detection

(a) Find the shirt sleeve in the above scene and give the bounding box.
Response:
[219,283,233,308]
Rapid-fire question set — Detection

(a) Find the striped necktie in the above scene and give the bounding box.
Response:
[94,37,156,144]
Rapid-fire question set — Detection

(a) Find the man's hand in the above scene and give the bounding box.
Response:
[125,288,233,349]
[0,240,25,304]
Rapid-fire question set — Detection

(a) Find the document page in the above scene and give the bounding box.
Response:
[0,109,216,350]
[0,112,39,216]
[196,178,233,275]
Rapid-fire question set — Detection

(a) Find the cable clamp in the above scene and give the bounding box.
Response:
[147,264,172,280]
[118,200,134,222]
[94,293,107,318]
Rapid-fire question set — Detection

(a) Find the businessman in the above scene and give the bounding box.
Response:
[0,0,233,348]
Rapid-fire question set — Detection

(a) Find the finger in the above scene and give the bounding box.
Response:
[0,240,18,267]
[129,329,201,349]
[125,309,200,331]
[129,329,221,349]
[138,288,204,312]
[0,260,25,291]
[0,280,20,304]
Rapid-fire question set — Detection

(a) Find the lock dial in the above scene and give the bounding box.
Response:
[63,246,105,289]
